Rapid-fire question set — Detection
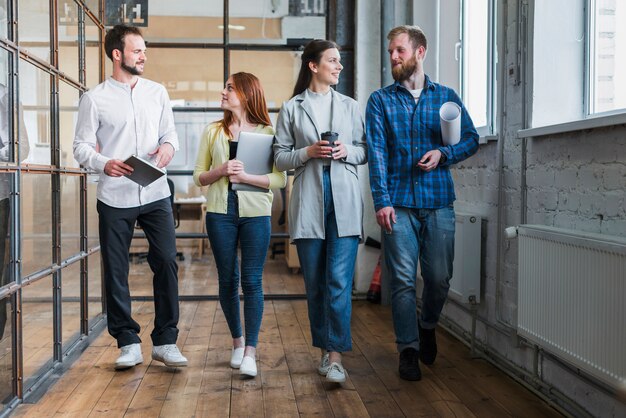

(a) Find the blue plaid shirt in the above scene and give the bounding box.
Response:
[365,76,479,211]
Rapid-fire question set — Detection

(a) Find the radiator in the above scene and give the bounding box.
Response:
[448,213,482,304]
[516,225,626,390]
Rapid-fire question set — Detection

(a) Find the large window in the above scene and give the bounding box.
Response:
[531,0,626,128]
[590,0,626,114]
[413,0,498,137]
[461,0,496,134]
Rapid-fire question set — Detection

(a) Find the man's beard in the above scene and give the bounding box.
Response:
[391,55,418,82]
[121,59,143,76]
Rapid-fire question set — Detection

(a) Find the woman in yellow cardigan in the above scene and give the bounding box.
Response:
[193,72,286,377]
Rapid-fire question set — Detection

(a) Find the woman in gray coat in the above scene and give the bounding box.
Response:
[273,39,367,383]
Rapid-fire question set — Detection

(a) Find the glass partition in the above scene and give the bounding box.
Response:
[229,0,324,44]
[0,172,13,289]
[230,50,301,107]
[21,276,53,389]
[139,0,224,44]
[60,174,81,261]
[20,173,52,277]
[19,0,51,64]
[0,294,13,406]
[87,252,102,324]
[60,261,81,350]
[58,0,80,82]
[141,48,224,108]
[20,60,51,166]
[59,81,80,169]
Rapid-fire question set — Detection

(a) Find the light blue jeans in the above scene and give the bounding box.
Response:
[382,206,455,352]
[295,169,359,353]
[205,191,271,348]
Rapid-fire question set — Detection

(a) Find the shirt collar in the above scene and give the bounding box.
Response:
[107,76,140,91]
[391,74,435,93]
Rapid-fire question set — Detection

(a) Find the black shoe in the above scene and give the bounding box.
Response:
[419,324,437,365]
[398,348,421,381]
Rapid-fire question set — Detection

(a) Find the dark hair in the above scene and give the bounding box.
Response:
[104,25,143,61]
[219,72,272,138]
[292,39,339,98]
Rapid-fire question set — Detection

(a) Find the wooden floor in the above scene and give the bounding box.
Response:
[12,296,563,417]
[9,246,562,417]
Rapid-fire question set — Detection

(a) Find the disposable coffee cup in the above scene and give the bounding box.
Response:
[321,131,339,147]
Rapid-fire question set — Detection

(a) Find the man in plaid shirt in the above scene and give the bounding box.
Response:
[366,25,479,381]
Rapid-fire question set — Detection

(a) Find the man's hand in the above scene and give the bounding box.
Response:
[104,159,133,177]
[417,150,442,172]
[376,206,396,234]
[148,142,175,168]
[331,140,348,160]
[306,140,334,159]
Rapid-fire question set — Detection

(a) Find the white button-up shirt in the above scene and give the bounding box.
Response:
[73,77,179,208]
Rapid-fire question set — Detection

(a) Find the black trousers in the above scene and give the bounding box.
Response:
[97,197,179,348]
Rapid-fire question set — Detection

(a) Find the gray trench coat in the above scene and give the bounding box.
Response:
[273,89,367,240]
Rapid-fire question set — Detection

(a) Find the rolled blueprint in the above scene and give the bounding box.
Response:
[439,101,461,146]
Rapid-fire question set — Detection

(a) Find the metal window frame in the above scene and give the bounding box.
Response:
[460,0,497,136]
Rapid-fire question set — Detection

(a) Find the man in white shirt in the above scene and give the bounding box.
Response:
[73,25,187,369]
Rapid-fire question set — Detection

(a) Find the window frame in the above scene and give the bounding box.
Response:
[459,0,498,138]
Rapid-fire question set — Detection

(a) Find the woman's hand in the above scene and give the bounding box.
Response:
[220,159,244,177]
[228,171,248,184]
[306,140,333,159]
[331,140,348,160]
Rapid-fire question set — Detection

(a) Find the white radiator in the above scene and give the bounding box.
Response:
[448,213,482,304]
[516,225,626,390]
[415,213,482,304]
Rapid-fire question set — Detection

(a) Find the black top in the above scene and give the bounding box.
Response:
[228,140,238,190]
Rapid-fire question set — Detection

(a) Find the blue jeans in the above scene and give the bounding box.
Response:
[295,169,358,352]
[205,191,270,347]
[383,206,455,352]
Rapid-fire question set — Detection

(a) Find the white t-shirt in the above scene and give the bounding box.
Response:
[410,88,423,104]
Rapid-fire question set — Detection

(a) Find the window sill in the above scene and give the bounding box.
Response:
[517,112,626,138]
[479,134,498,144]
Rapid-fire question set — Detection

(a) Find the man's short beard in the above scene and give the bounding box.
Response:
[391,55,418,82]
[121,60,142,76]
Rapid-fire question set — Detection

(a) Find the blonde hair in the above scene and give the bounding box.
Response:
[387,25,428,51]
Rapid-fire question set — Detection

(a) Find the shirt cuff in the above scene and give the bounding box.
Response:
[94,155,110,172]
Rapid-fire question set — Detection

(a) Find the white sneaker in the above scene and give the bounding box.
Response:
[230,347,245,369]
[318,353,330,376]
[151,344,188,367]
[239,356,257,377]
[325,362,346,383]
[115,343,143,370]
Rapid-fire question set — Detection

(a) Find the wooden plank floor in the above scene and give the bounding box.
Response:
[12,298,563,417]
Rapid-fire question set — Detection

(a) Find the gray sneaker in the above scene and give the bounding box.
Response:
[318,353,330,376]
[325,362,346,383]
[152,344,188,367]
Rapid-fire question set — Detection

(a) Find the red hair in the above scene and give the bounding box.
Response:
[219,72,271,138]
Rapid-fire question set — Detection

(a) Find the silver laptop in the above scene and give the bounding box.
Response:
[232,131,275,192]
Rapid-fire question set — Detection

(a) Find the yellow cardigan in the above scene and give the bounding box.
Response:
[193,123,287,217]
